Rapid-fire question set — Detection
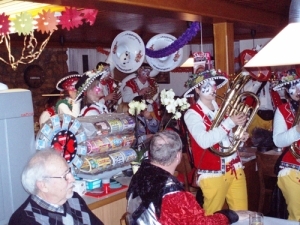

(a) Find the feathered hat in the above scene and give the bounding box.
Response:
[183,69,228,97]
[74,69,109,102]
[273,69,300,91]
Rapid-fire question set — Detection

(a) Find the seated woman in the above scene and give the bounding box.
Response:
[126,130,239,225]
[75,69,108,116]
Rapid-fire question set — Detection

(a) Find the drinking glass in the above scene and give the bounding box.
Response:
[249,212,263,225]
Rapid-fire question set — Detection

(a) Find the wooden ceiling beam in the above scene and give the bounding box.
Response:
[24,0,288,28]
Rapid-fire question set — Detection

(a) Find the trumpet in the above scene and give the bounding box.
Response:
[209,71,260,157]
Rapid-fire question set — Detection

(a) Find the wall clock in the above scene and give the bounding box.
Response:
[24,64,45,88]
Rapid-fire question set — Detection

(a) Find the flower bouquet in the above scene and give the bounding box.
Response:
[159,88,190,130]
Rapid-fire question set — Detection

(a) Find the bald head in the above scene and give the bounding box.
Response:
[149,130,182,166]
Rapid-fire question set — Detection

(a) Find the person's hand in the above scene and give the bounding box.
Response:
[230,113,247,126]
[105,93,116,101]
[115,92,122,100]
[214,209,239,223]
[138,87,150,96]
[240,132,249,142]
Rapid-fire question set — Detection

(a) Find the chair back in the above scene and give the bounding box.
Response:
[120,212,130,225]
[255,151,280,213]
[175,153,193,191]
[256,151,279,178]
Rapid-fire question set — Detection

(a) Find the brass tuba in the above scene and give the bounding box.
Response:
[289,100,300,158]
[209,71,260,157]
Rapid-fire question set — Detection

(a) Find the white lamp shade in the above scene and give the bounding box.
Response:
[244,22,300,67]
[180,57,194,67]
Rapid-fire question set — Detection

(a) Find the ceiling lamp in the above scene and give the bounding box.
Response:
[244,0,300,67]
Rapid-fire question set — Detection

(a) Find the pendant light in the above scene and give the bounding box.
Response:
[244,0,300,67]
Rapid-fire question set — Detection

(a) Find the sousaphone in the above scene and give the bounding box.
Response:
[111,31,145,74]
[146,34,183,72]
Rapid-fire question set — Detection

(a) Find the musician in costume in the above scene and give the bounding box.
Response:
[239,49,281,137]
[126,130,239,225]
[75,69,108,117]
[272,69,300,221]
[183,69,249,215]
[121,63,159,116]
[55,71,82,117]
[96,62,121,112]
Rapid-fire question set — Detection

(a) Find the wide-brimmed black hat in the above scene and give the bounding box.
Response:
[184,69,228,98]
[74,69,109,101]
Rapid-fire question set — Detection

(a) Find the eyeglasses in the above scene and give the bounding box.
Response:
[44,167,72,181]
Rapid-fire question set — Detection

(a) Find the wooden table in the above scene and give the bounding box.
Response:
[233,216,298,225]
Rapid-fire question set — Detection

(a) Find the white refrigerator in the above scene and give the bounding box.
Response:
[0,89,35,225]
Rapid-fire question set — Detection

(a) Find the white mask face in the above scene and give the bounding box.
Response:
[288,84,300,101]
[288,85,297,96]
[200,80,216,96]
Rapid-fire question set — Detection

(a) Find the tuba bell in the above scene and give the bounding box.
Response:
[209,71,260,157]
[289,99,300,158]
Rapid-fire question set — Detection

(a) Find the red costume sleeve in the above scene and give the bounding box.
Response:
[159,191,229,225]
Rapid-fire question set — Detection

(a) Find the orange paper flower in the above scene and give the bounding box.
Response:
[36,9,58,34]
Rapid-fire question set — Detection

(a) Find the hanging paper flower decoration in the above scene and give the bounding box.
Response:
[36,9,58,34]
[59,7,83,31]
[14,12,34,35]
[0,6,98,71]
[0,13,10,35]
[146,21,200,58]
[81,9,98,26]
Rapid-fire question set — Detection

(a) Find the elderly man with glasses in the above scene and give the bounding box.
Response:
[9,149,104,225]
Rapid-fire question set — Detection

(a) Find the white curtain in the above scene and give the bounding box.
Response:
[67,48,110,74]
